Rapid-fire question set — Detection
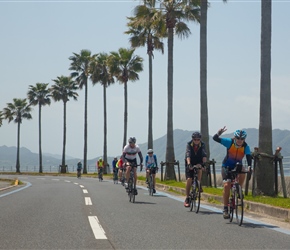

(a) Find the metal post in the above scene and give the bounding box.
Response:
[274,158,278,196]
[212,159,217,188]
[279,159,288,198]
[177,160,180,182]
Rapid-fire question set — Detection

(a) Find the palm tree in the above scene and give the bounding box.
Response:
[159,0,200,180]
[69,49,97,174]
[27,83,51,173]
[109,48,143,148]
[256,0,274,196]
[0,111,3,127]
[3,98,32,173]
[50,76,78,173]
[90,53,115,174]
[125,0,166,150]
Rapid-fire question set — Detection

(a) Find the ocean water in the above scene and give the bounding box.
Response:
[1,162,289,176]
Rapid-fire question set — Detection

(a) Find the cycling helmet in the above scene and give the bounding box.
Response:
[192,131,202,139]
[234,129,247,139]
[128,137,136,144]
[147,149,153,154]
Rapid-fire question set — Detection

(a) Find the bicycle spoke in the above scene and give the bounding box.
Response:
[235,185,244,226]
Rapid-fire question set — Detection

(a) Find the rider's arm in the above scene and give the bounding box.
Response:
[213,133,222,143]
[185,143,191,165]
[138,151,143,164]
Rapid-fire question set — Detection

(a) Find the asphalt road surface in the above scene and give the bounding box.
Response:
[1,175,290,250]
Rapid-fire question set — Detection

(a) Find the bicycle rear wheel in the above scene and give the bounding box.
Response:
[235,184,244,226]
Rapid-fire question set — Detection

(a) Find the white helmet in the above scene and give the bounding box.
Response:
[147,149,153,154]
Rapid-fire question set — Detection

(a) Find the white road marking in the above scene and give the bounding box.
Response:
[88,216,107,239]
[36,178,45,180]
[79,185,84,188]
[85,197,92,205]
[65,180,71,183]
[74,183,78,185]
[51,179,60,181]
[83,189,88,193]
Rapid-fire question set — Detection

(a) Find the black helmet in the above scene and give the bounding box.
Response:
[128,137,136,144]
[192,131,202,139]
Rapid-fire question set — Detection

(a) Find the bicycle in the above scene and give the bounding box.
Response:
[126,163,141,203]
[120,167,126,186]
[147,167,157,196]
[227,163,249,226]
[98,168,103,182]
[113,169,118,184]
[77,169,81,179]
[188,165,201,213]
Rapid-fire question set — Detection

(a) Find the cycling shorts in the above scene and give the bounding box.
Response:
[185,165,201,179]
[222,166,246,183]
[125,158,138,167]
[147,167,157,175]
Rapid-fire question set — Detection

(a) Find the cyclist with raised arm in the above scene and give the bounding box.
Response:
[122,137,143,195]
[184,132,207,207]
[213,126,252,219]
[145,149,158,193]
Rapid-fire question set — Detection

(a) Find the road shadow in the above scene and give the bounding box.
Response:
[186,210,221,216]
[133,201,157,205]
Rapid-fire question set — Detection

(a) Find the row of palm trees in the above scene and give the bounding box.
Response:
[0,0,274,195]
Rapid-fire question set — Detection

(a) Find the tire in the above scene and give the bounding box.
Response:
[149,176,153,196]
[229,193,235,222]
[235,184,244,226]
[128,179,133,202]
[190,181,196,212]
[132,180,136,203]
[195,180,201,213]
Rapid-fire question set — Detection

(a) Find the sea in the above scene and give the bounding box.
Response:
[1,159,289,176]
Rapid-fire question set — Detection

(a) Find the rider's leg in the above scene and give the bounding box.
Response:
[146,168,149,183]
[133,167,137,186]
[186,178,192,197]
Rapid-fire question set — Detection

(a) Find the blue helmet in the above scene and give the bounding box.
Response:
[234,130,247,139]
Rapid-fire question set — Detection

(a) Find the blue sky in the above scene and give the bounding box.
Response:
[0,0,289,160]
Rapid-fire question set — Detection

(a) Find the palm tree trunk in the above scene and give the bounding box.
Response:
[123,81,128,148]
[148,53,153,150]
[165,27,176,181]
[103,84,108,174]
[61,101,67,170]
[256,0,274,196]
[39,104,43,173]
[200,0,210,185]
[83,82,88,174]
[16,121,21,173]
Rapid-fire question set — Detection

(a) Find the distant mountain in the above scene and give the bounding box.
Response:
[1,128,290,169]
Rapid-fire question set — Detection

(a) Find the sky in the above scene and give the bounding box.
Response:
[0,0,290,160]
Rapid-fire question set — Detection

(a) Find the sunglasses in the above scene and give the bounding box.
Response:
[235,137,244,140]
[148,152,153,154]
[193,138,200,141]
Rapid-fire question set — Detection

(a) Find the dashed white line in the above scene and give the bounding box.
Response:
[88,216,107,239]
[79,185,84,188]
[51,179,60,181]
[65,180,71,183]
[85,197,92,205]
[83,189,88,194]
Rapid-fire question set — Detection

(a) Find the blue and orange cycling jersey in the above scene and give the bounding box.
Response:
[219,138,251,169]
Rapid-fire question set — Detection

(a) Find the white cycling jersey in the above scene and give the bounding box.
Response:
[122,144,141,160]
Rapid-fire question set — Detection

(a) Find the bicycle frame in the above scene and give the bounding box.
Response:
[227,168,246,226]
[189,166,201,213]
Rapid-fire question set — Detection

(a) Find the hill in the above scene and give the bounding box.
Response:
[1,128,290,169]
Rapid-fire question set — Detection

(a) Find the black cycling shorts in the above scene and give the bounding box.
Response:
[125,158,138,167]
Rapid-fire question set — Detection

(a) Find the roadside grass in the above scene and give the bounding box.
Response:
[1,172,289,209]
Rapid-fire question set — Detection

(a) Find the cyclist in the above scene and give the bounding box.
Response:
[122,137,143,195]
[145,149,158,193]
[117,156,124,182]
[213,126,252,219]
[112,157,118,181]
[77,160,82,178]
[97,157,104,180]
[184,131,207,207]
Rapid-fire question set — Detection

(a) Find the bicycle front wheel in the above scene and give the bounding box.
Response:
[229,193,234,222]
[132,178,136,203]
[235,184,244,226]
[149,176,153,196]
[194,180,201,213]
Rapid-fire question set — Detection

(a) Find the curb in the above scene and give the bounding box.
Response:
[137,180,290,221]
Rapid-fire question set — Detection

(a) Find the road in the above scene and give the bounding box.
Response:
[0,175,290,249]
